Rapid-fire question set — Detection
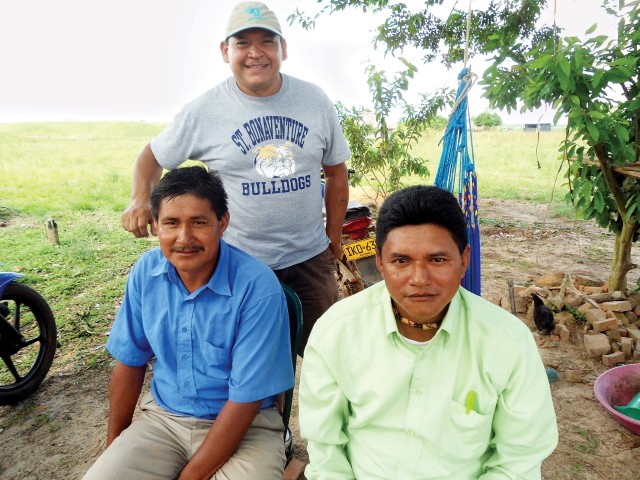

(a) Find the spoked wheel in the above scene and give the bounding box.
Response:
[0,282,57,405]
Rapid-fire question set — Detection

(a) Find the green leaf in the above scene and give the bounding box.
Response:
[528,53,553,70]
[558,57,571,77]
[574,47,583,69]
[557,66,569,90]
[614,125,630,143]
[627,98,640,110]
[594,192,605,213]
[582,204,595,219]
[585,120,600,142]
[592,70,605,89]
[586,23,598,34]
[585,35,609,46]
[625,201,638,221]
[606,68,632,83]
[553,109,564,124]
[596,211,611,228]
[580,180,593,198]
[611,57,637,68]
[625,194,638,209]
[564,191,573,204]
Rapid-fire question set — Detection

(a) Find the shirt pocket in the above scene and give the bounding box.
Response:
[201,341,231,378]
[440,398,493,459]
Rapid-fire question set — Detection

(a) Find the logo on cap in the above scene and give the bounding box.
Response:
[246,7,267,21]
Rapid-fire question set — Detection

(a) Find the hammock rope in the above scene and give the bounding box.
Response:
[434,2,481,295]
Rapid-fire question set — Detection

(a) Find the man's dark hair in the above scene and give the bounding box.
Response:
[150,166,228,220]
[376,185,468,254]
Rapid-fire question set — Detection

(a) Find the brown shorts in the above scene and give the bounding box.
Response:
[273,247,339,357]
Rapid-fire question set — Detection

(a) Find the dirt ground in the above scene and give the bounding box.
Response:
[1,198,640,479]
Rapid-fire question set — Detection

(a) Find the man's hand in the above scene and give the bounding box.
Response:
[177,400,263,480]
[121,143,163,238]
[121,200,156,238]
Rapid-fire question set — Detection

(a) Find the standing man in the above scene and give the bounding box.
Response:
[85,166,294,479]
[299,185,558,479]
[121,1,350,355]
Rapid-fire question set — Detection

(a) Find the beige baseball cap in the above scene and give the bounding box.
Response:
[225,2,283,39]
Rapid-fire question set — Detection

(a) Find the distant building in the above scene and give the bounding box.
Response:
[524,123,552,132]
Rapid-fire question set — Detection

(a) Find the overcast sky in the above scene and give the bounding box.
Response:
[0,0,614,124]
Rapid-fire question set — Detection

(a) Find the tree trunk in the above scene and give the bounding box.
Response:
[593,145,637,292]
[608,216,637,291]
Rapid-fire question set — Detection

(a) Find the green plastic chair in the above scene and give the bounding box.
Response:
[280,283,303,458]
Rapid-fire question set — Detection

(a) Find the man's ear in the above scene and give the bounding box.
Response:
[220,41,230,63]
[460,245,471,278]
[375,253,384,278]
[219,211,230,235]
[280,37,288,61]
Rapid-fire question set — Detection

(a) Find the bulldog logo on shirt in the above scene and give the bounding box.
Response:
[253,143,296,178]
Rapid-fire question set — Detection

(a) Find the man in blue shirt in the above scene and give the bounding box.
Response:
[84,166,294,480]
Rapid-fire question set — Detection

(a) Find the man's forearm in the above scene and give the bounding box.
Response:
[131,143,163,202]
[323,163,349,257]
[106,362,146,446]
[178,399,263,480]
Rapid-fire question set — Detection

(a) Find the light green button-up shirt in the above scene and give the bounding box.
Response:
[299,282,558,479]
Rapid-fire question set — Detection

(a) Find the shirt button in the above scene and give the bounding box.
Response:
[182,327,187,332]
[182,354,188,360]
[184,382,189,387]
[414,389,423,395]
[194,399,200,404]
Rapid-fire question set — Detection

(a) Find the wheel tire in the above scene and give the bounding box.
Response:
[0,282,57,405]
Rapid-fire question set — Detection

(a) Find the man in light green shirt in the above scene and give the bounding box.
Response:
[299,185,558,479]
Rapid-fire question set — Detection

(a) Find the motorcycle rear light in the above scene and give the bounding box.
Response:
[342,217,372,234]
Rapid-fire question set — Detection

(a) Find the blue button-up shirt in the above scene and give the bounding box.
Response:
[107,240,294,419]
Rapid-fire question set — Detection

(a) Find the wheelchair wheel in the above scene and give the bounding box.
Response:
[0,282,57,405]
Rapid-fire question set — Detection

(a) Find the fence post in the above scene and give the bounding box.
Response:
[45,218,59,245]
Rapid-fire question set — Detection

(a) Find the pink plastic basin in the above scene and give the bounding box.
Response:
[594,363,640,436]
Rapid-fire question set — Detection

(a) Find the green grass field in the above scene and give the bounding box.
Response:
[413,128,570,202]
[0,121,572,370]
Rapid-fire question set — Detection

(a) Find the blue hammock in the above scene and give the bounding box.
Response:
[434,67,481,295]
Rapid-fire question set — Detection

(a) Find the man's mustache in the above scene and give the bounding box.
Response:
[170,245,204,253]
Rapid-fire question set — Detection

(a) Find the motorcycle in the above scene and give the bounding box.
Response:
[0,273,57,405]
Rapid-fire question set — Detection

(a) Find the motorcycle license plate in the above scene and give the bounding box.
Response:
[343,237,377,261]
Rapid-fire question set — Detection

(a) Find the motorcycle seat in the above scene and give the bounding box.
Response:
[345,201,372,222]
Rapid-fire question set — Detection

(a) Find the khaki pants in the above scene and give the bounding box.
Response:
[83,393,286,480]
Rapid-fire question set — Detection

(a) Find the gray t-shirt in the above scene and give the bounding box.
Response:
[151,74,351,269]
